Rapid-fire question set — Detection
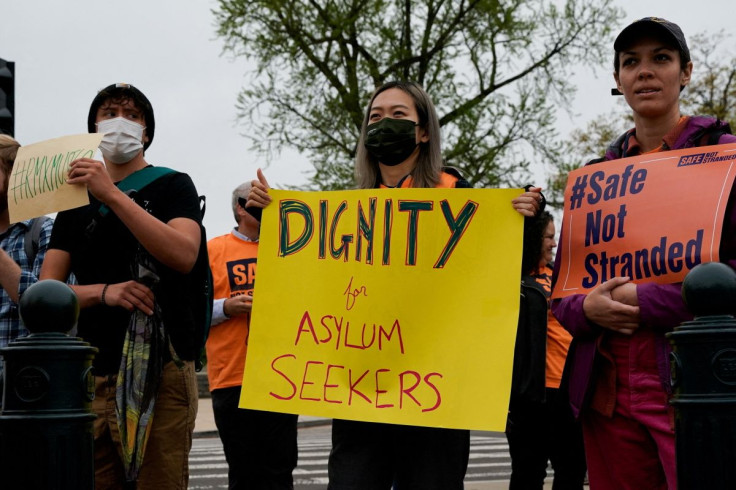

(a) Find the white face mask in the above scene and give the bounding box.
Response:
[97,117,145,164]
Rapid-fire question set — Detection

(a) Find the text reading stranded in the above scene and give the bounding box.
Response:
[570,163,703,286]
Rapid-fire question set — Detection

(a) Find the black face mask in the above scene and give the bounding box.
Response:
[364,117,419,166]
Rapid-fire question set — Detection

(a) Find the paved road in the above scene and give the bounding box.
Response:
[189,425,517,489]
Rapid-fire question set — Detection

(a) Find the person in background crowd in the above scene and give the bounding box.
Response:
[0,135,55,371]
[552,18,736,489]
[206,182,298,489]
[507,211,586,489]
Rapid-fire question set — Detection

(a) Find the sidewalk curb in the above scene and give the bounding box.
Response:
[193,430,219,439]
[297,418,332,429]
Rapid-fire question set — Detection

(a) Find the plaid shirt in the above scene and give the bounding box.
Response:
[0,218,54,355]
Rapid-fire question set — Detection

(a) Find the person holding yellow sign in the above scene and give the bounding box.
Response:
[247,80,544,490]
[552,18,736,490]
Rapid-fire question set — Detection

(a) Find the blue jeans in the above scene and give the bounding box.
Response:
[328,419,469,490]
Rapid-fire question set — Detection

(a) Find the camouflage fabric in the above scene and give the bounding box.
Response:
[115,255,165,482]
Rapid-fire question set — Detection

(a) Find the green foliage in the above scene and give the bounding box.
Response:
[682,31,736,124]
[214,0,621,190]
[548,108,630,208]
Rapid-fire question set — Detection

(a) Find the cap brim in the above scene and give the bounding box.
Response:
[615,20,678,51]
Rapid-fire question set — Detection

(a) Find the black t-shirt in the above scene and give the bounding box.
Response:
[49,169,202,374]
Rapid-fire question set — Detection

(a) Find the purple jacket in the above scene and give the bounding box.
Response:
[552,116,736,417]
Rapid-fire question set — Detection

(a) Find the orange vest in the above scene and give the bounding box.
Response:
[379,170,460,189]
[205,233,258,391]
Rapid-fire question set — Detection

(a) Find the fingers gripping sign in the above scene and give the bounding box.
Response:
[247,168,272,209]
[512,186,543,217]
[67,158,118,203]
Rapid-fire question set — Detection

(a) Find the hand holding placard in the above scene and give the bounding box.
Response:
[8,133,103,223]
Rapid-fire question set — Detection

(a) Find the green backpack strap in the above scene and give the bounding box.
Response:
[98,166,177,218]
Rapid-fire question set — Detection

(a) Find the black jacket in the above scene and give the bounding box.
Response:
[510,276,548,404]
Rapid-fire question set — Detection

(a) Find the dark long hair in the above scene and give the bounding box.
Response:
[521,211,553,275]
[355,81,443,189]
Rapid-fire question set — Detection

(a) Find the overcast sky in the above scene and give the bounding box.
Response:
[2,0,733,235]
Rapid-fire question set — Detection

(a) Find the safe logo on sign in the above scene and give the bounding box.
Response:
[677,153,708,167]
[227,257,256,293]
[677,151,736,167]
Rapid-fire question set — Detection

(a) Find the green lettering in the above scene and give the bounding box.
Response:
[279,200,314,257]
[434,200,478,268]
[398,200,433,266]
[355,198,376,264]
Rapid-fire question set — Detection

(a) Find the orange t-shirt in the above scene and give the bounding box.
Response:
[534,265,573,389]
[379,171,459,189]
[205,233,258,391]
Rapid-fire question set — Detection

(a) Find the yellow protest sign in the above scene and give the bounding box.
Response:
[8,133,102,223]
[240,187,523,431]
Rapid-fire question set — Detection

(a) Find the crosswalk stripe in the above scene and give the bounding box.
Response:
[189,432,515,487]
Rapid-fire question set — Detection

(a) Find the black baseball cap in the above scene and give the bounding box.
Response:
[611,17,690,95]
[614,17,690,67]
[87,83,155,150]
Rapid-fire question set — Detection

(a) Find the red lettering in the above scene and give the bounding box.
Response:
[269,354,297,400]
[299,360,324,401]
[323,364,345,404]
[319,315,334,344]
[348,369,371,405]
[361,323,376,349]
[374,368,394,408]
[333,315,344,349]
[344,320,364,349]
[399,370,422,409]
[378,319,405,354]
[422,372,443,412]
[272,348,443,413]
[295,311,318,346]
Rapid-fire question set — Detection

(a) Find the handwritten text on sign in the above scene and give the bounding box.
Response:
[8,133,102,223]
[552,144,736,299]
[240,188,524,431]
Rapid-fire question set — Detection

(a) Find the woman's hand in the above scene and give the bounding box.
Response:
[512,186,543,217]
[583,276,640,335]
[247,168,272,209]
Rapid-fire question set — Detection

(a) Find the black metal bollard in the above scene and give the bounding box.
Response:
[668,262,736,490]
[0,279,97,490]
